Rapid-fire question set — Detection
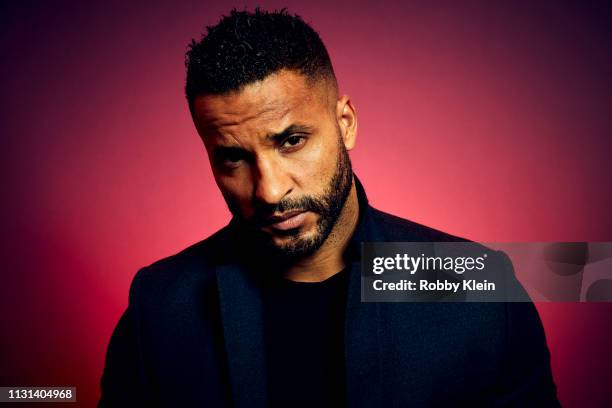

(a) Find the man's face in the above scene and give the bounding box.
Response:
[192,70,357,259]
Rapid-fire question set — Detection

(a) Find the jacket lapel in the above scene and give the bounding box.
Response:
[344,196,384,407]
[345,260,383,407]
[216,263,268,408]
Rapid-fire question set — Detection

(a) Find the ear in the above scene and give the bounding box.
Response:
[336,95,357,151]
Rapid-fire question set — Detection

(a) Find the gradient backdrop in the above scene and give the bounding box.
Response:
[2,1,611,406]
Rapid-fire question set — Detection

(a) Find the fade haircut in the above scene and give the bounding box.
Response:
[185,8,337,114]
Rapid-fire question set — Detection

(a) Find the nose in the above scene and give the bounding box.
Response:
[253,155,292,206]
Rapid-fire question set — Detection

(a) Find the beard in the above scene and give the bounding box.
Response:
[230,136,353,262]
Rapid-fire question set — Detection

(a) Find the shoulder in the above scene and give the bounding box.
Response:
[367,206,468,242]
[368,206,523,294]
[127,225,234,305]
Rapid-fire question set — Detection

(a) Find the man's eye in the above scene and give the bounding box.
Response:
[224,151,243,163]
[281,135,306,150]
[221,156,243,169]
[215,149,246,169]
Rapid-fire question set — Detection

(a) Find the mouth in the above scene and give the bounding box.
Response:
[265,210,308,231]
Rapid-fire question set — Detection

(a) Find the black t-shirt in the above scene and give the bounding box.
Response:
[263,268,350,408]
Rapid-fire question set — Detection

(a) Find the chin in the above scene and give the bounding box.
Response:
[271,228,314,248]
[267,229,323,259]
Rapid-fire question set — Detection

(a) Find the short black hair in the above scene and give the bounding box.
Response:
[185,8,336,113]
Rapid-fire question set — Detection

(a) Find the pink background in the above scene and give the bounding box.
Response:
[1,1,611,406]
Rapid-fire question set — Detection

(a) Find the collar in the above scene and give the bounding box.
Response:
[344,174,376,263]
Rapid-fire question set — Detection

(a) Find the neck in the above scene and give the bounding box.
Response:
[283,180,360,282]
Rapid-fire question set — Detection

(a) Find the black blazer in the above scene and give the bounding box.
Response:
[100,180,560,407]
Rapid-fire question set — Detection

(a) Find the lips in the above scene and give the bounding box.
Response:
[266,210,307,231]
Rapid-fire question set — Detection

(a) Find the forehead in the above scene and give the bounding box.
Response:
[192,70,332,138]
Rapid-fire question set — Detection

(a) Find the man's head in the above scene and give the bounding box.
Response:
[186,9,358,260]
[185,8,337,114]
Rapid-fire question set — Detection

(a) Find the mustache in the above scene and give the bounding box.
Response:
[250,196,327,228]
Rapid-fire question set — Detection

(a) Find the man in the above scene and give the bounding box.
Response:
[100,9,559,407]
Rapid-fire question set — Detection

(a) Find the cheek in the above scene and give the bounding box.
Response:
[294,134,339,189]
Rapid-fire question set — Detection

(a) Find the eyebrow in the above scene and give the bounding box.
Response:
[212,123,315,160]
[265,123,315,144]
